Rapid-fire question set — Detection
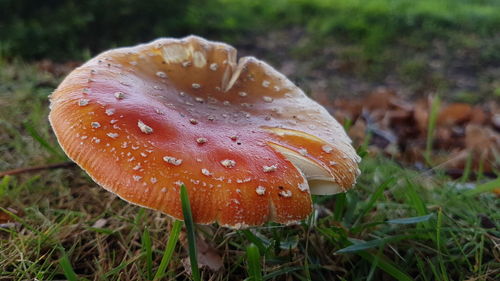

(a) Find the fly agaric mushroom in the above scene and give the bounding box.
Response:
[48,36,361,228]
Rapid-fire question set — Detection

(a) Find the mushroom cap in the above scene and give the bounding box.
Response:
[49,36,361,228]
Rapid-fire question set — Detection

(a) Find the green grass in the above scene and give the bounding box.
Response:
[246,244,263,281]
[179,185,200,281]
[3,0,500,61]
[151,220,181,280]
[1,61,499,280]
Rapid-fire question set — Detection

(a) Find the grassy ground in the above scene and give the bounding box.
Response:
[1,60,499,280]
[1,1,499,279]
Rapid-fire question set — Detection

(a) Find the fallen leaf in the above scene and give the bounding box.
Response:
[333,99,363,122]
[325,90,498,181]
[465,125,500,171]
[180,233,223,272]
[437,103,472,126]
[195,237,223,271]
[0,211,10,224]
[435,127,454,149]
[470,106,488,125]
[365,87,397,111]
[443,124,500,173]
[413,98,429,135]
[348,118,366,146]
[0,207,23,224]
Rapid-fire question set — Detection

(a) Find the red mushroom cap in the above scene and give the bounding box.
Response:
[49,36,361,228]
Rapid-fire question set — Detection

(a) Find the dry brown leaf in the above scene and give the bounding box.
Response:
[180,233,223,273]
[329,91,498,179]
[443,124,499,173]
[435,127,456,149]
[465,125,500,173]
[404,142,426,164]
[195,237,223,271]
[389,96,414,112]
[470,106,488,125]
[387,109,412,124]
[438,103,472,126]
[0,207,23,224]
[414,99,429,135]
[348,118,366,146]
[365,87,397,111]
[333,99,363,121]
[0,210,10,224]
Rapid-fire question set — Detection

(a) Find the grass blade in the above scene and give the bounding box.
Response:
[405,179,428,217]
[357,251,413,281]
[366,247,384,281]
[0,206,39,234]
[246,243,263,281]
[436,208,449,281]
[263,266,310,280]
[23,121,65,159]
[59,248,78,281]
[105,256,143,278]
[241,229,267,254]
[180,185,200,281]
[386,214,433,224]
[463,178,500,196]
[353,178,395,226]
[333,193,346,221]
[460,152,473,183]
[153,220,182,280]
[337,235,413,254]
[142,228,153,280]
[0,175,11,196]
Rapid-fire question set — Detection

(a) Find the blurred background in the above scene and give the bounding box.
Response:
[1,0,498,174]
[2,0,499,100]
